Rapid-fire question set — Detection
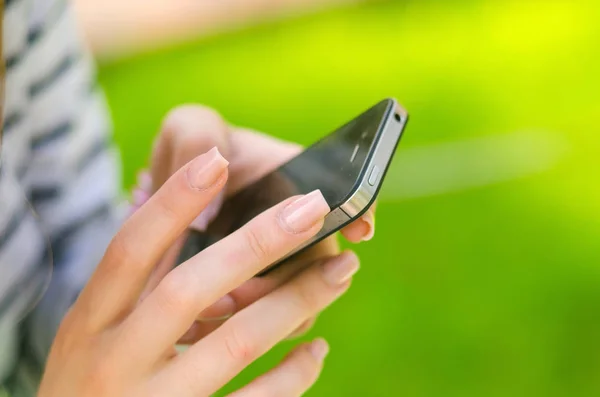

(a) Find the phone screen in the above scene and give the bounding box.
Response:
[177,99,392,263]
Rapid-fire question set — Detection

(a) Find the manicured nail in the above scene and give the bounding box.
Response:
[280,190,330,233]
[191,190,225,231]
[361,211,375,241]
[186,147,229,190]
[308,338,330,362]
[197,294,236,322]
[322,251,360,286]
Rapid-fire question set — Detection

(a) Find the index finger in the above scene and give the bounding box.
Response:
[152,106,231,191]
[118,190,330,366]
[77,148,229,330]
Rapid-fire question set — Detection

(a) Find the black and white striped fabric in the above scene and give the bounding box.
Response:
[1,0,123,393]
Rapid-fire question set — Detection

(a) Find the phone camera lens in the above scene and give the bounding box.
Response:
[394,113,402,122]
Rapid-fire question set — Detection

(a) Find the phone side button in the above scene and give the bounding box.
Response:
[368,166,380,186]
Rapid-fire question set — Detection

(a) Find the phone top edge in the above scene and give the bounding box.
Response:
[340,98,409,218]
[258,99,409,275]
[331,99,397,209]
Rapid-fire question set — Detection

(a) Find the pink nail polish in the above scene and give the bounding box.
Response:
[186,148,229,190]
[308,338,330,362]
[279,190,330,233]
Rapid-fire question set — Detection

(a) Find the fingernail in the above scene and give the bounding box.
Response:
[191,190,225,231]
[197,294,236,322]
[186,147,229,190]
[322,252,360,286]
[308,338,330,362]
[137,171,153,192]
[280,190,330,233]
[361,211,375,241]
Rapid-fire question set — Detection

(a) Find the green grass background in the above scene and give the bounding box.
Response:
[98,0,600,395]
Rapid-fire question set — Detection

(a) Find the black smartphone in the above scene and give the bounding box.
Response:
[177,98,408,273]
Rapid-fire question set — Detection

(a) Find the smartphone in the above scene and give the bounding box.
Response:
[177,98,408,273]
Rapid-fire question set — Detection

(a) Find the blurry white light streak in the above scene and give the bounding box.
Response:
[381,130,569,200]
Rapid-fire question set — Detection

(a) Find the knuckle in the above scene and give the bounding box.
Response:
[104,234,145,272]
[53,311,83,355]
[223,325,257,363]
[85,360,117,396]
[155,273,196,313]
[154,189,181,218]
[243,226,272,263]
[289,280,320,316]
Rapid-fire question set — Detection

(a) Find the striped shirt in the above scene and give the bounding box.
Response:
[1,0,123,394]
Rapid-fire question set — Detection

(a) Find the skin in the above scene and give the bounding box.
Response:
[138,105,376,341]
[39,105,375,396]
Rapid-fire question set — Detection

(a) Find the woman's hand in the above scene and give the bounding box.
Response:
[39,148,359,397]
[132,105,376,341]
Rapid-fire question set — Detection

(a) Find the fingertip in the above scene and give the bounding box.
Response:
[341,220,370,243]
[186,148,229,191]
[210,146,229,166]
[341,208,376,242]
[339,250,359,263]
[279,191,330,234]
[361,213,375,241]
[308,338,330,362]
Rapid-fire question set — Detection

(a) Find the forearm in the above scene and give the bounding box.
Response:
[73,0,362,60]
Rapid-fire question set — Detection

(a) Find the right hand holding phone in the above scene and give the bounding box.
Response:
[40,105,375,396]
[39,147,360,397]
[138,105,376,342]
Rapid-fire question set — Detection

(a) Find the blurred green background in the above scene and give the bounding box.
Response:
[98,0,600,395]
